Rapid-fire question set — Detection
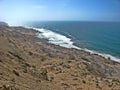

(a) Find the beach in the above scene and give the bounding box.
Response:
[0,22,120,90]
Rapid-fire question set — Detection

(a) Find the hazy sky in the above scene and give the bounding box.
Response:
[0,0,120,24]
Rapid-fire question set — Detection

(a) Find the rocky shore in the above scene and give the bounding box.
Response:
[0,22,120,90]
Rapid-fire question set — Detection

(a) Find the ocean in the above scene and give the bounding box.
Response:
[24,21,120,62]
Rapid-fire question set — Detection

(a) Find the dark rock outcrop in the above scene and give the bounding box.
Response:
[0,22,8,27]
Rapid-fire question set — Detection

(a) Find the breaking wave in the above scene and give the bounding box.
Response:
[27,27,120,63]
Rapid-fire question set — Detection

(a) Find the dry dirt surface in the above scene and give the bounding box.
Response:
[0,23,120,90]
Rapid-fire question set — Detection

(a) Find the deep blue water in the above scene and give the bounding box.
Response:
[25,21,120,58]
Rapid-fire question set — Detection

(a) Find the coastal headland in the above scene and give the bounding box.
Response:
[0,22,120,90]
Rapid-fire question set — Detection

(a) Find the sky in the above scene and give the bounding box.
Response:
[0,0,120,24]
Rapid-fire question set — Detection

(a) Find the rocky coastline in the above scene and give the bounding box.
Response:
[0,22,120,90]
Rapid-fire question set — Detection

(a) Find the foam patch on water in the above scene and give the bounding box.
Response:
[83,48,120,62]
[26,27,120,63]
[32,27,77,48]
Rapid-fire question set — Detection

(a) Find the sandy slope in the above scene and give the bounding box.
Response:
[0,23,120,90]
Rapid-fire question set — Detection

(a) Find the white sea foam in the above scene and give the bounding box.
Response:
[26,27,120,63]
[83,48,120,62]
[32,27,76,48]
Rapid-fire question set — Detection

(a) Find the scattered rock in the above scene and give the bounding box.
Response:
[13,70,20,76]
[24,62,31,67]
[8,51,24,60]
[41,69,54,81]
[46,73,54,81]
[61,83,70,89]
[2,84,19,90]
[0,25,120,90]
[82,80,86,84]
[28,51,33,56]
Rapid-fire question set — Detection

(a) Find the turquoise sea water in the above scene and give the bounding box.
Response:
[25,21,120,60]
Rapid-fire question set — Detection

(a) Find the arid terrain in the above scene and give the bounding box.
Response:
[0,22,120,90]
